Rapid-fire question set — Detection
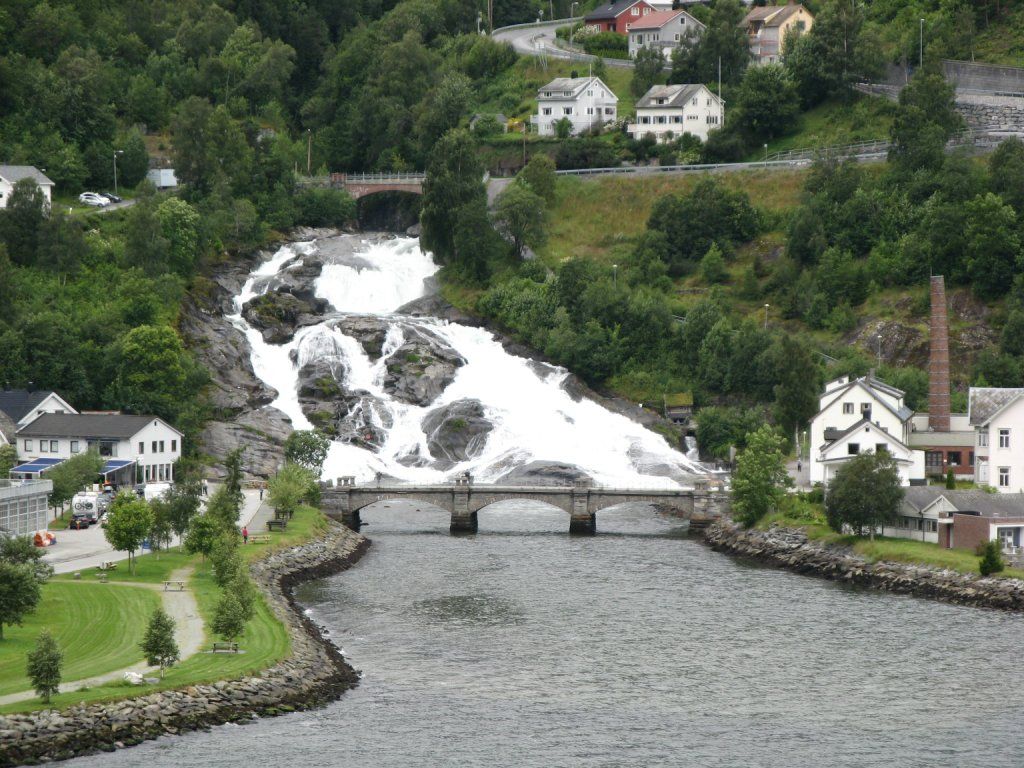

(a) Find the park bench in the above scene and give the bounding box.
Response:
[248,533,271,544]
[212,641,239,653]
[162,580,186,591]
[266,519,288,532]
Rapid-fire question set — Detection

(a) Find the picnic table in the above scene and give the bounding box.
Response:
[248,533,271,544]
[267,519,288,532]
[162,580,186,591]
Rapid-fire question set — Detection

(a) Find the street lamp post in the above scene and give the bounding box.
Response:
[763,143,768,166]
[306,129,312,175]
[919,18,924,68]
[112,150,124,195]
[876,333,882,367]
[763,303,770,330]
[570,2,579,49]
[477,11,482,34]
[612,263,618,286]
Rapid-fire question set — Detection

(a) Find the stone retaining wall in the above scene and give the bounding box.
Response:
[0,522,369,767]
[702,521,1024,611]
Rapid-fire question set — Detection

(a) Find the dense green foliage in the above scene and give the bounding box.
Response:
[0,562,42,640]
[140,608,179,677]
[103,492,155,574]
[26,630,62,703]
[731,425,790,527]
[825,451,904,536]
[978,540,1006,577]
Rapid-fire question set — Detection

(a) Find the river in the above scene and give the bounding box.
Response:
[66,235,1023,766]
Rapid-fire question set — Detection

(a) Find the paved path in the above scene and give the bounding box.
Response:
[0,566,203,706]
[493,19,638,69]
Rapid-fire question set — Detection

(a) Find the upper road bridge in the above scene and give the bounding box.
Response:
[301,172,426,200]
[321,475,728,534]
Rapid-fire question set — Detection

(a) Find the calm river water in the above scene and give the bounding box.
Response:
[71,503,1022,768]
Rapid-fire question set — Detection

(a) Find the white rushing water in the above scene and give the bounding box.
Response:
[231,235,704,488]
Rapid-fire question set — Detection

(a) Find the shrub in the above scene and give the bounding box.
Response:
[978,540,1005,577]
[294,189,356,227]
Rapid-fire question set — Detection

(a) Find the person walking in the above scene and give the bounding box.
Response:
[242,526,249,544]
[259,485,264,501]
[202,478,208,496]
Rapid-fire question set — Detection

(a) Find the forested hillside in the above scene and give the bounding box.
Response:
[1,0,1023,461]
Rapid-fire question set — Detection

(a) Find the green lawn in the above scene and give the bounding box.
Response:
[0,582,159,696]
[759,512,1024,580]
[0,505,330,713]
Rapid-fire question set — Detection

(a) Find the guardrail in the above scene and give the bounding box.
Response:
[491,16,581,34]
[554,159,815,177]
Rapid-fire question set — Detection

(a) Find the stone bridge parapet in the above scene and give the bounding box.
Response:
[320,476,728,534]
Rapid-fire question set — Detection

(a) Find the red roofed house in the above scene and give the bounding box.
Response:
[583,0,656,35]
[626,9,705,61]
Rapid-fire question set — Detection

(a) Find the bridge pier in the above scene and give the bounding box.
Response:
[570,480,595,535]
[449,475,477,534]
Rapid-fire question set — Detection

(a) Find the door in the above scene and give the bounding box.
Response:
[998,528,1015,551]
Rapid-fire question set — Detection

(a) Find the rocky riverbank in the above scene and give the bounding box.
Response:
[0,522,369,767]
[702,521,1024,611]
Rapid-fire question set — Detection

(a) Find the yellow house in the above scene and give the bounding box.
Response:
[740,3,814,65]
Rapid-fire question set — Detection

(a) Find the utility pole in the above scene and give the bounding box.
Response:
[763,303,770,330]
[570,1,579,48]
[112,150,123,195]
[487,0,493,32]
[306,129,312,176]
[919,18,924,68]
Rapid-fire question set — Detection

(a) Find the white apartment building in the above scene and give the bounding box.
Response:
[969,387,1024,492]
[809,375,925,487]
[0,389,77,445]
[628,84,724,143]
[0,166,53,210]
[532,77,618,137]
[16,413,183,484]
[626,9,704,61]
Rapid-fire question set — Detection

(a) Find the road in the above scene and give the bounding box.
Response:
[492,19,638,69]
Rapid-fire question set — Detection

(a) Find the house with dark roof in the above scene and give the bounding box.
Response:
[583,0,656,35]
[626,9,704,61]
[15,413,183,484]
[0,389,77,446]
[969,387,1024,493]
[0,166,54,209]
[739,3,814,65]
[628,84,723,143]
[532,77,618,137]
[809,374,925,487]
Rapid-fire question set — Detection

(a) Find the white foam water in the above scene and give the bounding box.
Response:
[231,235,704,488]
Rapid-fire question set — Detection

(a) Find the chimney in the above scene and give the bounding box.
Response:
[928,275,951,431]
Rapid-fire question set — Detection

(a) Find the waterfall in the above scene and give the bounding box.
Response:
[231,235,705,488]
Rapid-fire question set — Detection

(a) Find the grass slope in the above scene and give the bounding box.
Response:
[0,582,159,696]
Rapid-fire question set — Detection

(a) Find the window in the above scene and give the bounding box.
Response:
[605,107,614,115]
[979,431,988,447]
[49,440,57,452]
[657,116,667,124]
[969,451,974,465]
[631,6,639,15]
[543,91,552,97]
[586,107,594,115]
[673,115,682,123]
[926,451,943,468]
[875,443,888,454]
[542,107,552,116]
[848,443,860,455]
[152,441,158,452]
[563,91,572,96]
[642,6,650,13]
[640,116,650,124]
[947,451,962,466]
[139,441,145,454]
[674,33,679,40]
[843,403,854,414]
[38,442,47,453]
[687,114,697,120]
[587,90,593,97]
[999,467,1010,487]
[563,107,573,115]
[159,441,165,452]
[70,441,79,454]
[861,402,872,413]
[999,428,1010,448]
[171,440,177,452]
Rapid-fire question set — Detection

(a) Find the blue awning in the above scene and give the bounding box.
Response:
[10,457,66,475]
[101,459,136,476]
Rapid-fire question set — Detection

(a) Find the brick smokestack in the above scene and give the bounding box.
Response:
[928,275,951,431]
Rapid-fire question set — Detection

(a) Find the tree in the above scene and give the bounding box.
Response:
[45,451,104,514]
[205,487,242,532]
[212,591,247,642]
[731,424,789,527]
[945,469,956,490]
[888,72,963,174]
[420,129,486,264]
[733,64,799,141]
[964,193,1021,301]
[517,154,557,203]
[990,138,1024,213]
[184,514,220,560]
[700,242,728,284]
[0,562,42,639]
[825,451,904,537]
[493,182,546,260]
[148,499,174,553]
[156,197,201,276]
[162,479,202,538]
[771,335,820,438]
[141,608,179,676]
[103,493,154,575]
[267,463,315,518]
[284,430,331,475]
[26,630,62,703]
[978,540,1005,577]
[697,0,749,86]
[631,47,666,98]
[118,128,150,188]
[1001,310,1024,357]
[0,445,19,483]
[0,179,46,266]
[210,533,243,588]
[0,536,53,583]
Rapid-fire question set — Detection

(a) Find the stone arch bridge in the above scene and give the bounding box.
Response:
[324,172,425,200]
[321,476,728,534]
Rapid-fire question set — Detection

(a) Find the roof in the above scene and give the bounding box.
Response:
[16,413,180,439]
[537,77,616,102]
[664,392,693,408]
[946,491,1024,518]
[585,0,646,21]
[814,377,913,424]
[0,165,54,187]
[626,9,684,29]
[741,4,808,27]
[968,387,1024,426]
[0,390,55,424]
[636,84,713,109]
[10,457,65,475]
[101,459,136,476]
[0,411,15,444]
[818,417,911,454]
[902,486,949,513]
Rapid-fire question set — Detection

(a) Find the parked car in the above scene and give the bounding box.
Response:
[78,192,109,207]
[100,192,122,203]
[69,516,91,530]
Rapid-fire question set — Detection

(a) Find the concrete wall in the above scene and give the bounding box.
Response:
[943,60,1024,94]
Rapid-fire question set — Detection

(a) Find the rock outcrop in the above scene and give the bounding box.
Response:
[498,460,591,486]
[242,290,329,344]
[702,521,1024,611]
[422,399,493,467]
[0,522,369,767]
[380,328,464,407]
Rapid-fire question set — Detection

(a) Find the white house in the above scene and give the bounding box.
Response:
[969,387,1024,493]
[0,166,53,210]
[628,84,724,143]
[0,389,77,446]
[808,374,925,487]
[15,413,183,485]
[532,77,618,137]
[146,168,178,189]
[626,9,704,61]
